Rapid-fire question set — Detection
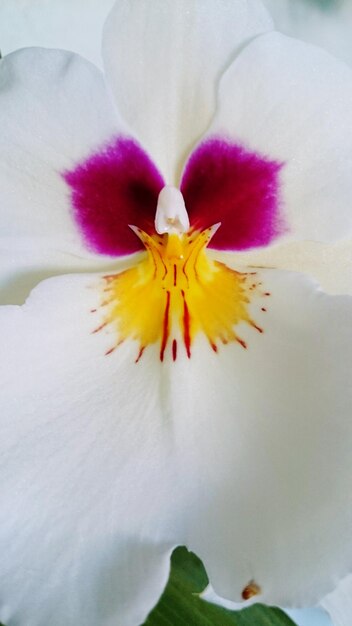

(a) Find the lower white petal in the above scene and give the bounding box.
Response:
[321,574,352,626]
[1,265,352,624]
[167,269,352,607]
[0,274,179,626]
[202,586,332,625]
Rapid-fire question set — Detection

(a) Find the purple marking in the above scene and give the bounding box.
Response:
[181,137,285,251]
[63,136,165,256]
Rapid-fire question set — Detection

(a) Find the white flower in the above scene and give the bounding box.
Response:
[0,1,352,626]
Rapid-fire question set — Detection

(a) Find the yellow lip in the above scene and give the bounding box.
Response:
[93,226,267,362]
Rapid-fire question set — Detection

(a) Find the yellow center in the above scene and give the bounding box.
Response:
[93,225,267,362]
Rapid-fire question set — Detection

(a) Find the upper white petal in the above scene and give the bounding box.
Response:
[208,31,352,243]
[0,48,129,304]
[102,0,273,182]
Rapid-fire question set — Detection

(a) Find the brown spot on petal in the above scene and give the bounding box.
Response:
[241,580,261,600]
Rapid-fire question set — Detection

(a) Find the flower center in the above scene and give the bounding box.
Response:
[93,186,267,362]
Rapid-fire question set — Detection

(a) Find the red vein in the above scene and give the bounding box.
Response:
[181,290,191,358]
[160,291,171,362]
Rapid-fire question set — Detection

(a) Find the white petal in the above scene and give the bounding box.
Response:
[2,267,352,622]
[168,269,352,607]
[321,574,352,626]
[0,249,134,305]
[202,586,333,625]
[102,0,273,182]
[208,32,352,243]
[215,239,352,296]
[0,273,179,626]
[0,0,115,68]
[0,48,129,302]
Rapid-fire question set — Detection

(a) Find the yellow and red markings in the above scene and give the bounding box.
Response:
[92,226,269,362]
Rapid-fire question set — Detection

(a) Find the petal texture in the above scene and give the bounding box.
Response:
[0,48,135,302]
[1,266,352,624]
[0,0,115,68]
[167,269,352,608]
[0,274,179,626]
[103,0,273,181]
[208,32,352,243]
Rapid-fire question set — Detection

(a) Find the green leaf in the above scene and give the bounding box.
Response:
[0,548,297,626]
[143,547,297,626]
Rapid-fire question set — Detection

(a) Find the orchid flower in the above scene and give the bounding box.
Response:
[1,1,352,626]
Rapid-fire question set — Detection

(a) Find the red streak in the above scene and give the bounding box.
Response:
[154,247,168,280]
[182,264,190,287]
[135,346,145,363]
[92,321,108,334]
[181,290,191,358]
[172,339,177,361]
[173,264,177,287]
[250,321,263,334]
[160,291,171,362]
[237,337,247,349]
[105,339,124,356]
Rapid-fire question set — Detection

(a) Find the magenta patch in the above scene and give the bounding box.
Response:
[181,137,284,251]
[63,136,165,256]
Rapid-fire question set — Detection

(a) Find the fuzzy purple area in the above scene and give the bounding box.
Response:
[181,137,285,251]
[63,136,165,256]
